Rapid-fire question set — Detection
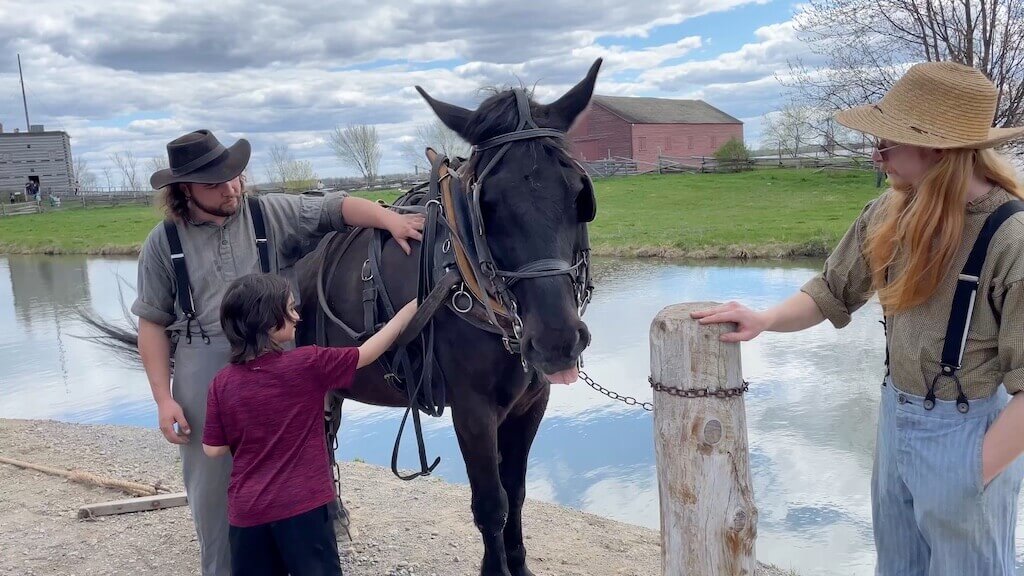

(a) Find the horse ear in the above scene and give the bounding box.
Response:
[543,58,602,131]
[416,86,474,143]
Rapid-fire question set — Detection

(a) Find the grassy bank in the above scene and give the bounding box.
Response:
[0,170,881,258]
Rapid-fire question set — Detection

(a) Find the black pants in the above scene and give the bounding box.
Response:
[229,504,342,576]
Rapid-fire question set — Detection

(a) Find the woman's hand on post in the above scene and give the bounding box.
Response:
[690,301,769,342]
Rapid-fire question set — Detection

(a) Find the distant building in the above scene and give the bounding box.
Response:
[0,122,75,198]
[569,95,744,171]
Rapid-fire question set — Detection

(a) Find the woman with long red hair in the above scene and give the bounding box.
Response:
[695,61,1024,574]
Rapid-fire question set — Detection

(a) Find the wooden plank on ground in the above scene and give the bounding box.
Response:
[78,492,188,519]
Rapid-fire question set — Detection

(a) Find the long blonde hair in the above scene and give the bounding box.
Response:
[865,148,1024,312]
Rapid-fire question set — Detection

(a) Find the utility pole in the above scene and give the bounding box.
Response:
[18,53,30,131]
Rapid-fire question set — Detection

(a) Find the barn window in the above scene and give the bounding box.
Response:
[638,137,647,151]
[688,136,694,149]
[710,136,718,149]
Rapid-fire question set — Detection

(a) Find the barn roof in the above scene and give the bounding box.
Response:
[592,95,742,125]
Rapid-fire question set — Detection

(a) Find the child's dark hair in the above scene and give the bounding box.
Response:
[220,273,295,364]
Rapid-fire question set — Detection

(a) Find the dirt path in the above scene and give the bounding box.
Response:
[0,419,794,575]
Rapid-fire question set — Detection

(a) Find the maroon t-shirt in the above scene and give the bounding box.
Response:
[203,345,359,527]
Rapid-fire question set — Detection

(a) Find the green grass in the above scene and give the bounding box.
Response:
[0,171,882,259]
[587,169,879,258]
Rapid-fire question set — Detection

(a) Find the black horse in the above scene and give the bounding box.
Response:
[83,59,603,576]
[301,60,602,576]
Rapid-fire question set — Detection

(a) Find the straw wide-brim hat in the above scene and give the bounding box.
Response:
[836,61,1024,149]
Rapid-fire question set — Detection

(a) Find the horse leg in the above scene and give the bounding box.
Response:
[498,384,549,576]
[453,403,511,576]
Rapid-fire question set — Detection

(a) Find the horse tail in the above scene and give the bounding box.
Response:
[76,306,143,365]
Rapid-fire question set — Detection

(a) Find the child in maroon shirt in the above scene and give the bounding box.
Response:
[202,273,416,576]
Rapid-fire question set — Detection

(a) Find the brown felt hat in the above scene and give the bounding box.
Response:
[150,129,251,189]
[835,61,1024,149]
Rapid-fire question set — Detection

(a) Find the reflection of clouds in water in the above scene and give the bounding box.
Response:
[578,465,658,527]
[0,257,155,425]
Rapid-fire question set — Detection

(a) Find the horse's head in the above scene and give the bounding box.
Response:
[416,59,602,384]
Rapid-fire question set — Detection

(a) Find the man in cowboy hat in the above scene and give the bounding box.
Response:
[132,129,424,576]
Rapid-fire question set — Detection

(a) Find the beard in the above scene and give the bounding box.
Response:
[190,193,239,218]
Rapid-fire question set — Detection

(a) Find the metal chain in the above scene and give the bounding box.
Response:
[579,371,750,412]
[579,370,654,411]
[330,430,342,500]
[649,376,750,399]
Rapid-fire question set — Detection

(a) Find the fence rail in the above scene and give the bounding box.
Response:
[0,201,42,217]
[583,153,875,177]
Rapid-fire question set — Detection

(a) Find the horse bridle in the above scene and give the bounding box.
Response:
[459,88,595,359]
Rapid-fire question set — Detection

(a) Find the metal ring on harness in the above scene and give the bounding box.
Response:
[361,259,373,281]
[451,284,473,313]
[442,238,451,254]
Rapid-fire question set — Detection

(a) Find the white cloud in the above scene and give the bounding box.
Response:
[0,0,815,179]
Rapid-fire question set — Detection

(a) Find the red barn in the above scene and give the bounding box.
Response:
[568,95,744,170]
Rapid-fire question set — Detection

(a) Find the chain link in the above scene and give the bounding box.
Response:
[649,376,750,399]
[579,371,751,412]
[579,370,654,411]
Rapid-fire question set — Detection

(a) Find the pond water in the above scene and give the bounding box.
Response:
[2,254,1022,575]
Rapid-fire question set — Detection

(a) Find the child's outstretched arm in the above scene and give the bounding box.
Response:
[358,300,418,368]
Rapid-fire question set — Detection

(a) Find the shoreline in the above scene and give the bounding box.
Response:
[0,242,831,260]
[0,418,797,575]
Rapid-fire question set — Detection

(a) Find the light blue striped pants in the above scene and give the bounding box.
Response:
[873,377,1024,575]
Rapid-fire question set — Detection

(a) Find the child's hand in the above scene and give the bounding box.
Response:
[357,299,420,368]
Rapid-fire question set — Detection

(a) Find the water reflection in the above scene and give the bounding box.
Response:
[2,255,1022,575]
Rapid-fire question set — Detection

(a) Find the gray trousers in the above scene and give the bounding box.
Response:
[173,337,233,576]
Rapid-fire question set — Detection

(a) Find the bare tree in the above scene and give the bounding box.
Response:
[328,124,381,184]
[262,144,318,192]
[778,104,815,157]
[73,156,97,190]
[760,113,790,161]
[109,151,140,190]
[146,156,169,176]
[784,0,1024,136]
[400,119,471,170]
[101,167,114,190]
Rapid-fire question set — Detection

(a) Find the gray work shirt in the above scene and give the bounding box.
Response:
[131,192,348,339]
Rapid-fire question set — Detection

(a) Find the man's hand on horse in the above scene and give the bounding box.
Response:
[157,398,192,445]
[387,213,426,255]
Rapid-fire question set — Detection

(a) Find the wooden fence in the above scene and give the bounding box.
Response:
[0,201,42,217]
[584,153,875,177]
[650,302,756,575]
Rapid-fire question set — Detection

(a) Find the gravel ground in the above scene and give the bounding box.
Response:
[0,419,796,576]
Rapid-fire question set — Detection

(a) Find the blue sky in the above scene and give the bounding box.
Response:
[0,0,818,183]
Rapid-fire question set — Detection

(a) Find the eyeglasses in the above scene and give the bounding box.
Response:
[873,138,904,161]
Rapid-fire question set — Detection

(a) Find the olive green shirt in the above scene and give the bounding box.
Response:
[801,187,1024,400]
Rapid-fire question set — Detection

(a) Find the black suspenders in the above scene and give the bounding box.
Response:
[924,200,1024,413]
[247,196,271,275]
[163,196,271,343]
[883,199,1024,411]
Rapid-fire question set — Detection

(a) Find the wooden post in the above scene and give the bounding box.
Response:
[650,302,756,576]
